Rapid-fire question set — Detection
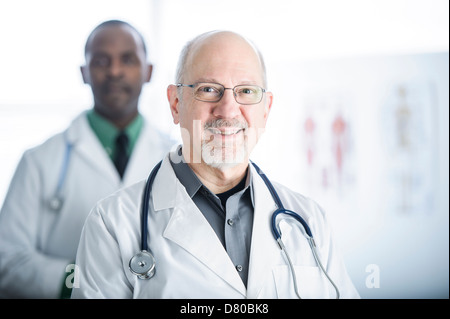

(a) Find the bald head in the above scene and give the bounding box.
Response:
[84,20,147,59]
[175,31,267,88]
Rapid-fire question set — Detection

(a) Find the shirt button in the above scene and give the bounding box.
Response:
[236,265,243,272]
[227,219,234,226]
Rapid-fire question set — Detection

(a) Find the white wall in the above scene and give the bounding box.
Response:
[0,0,448,298]
[0,0,157,202]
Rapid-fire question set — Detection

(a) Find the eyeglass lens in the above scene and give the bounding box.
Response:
[193,83,263,104]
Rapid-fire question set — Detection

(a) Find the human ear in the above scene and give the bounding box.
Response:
[145,64,153,83]
[167,84,180,124]
[263,92,273,124]
[80,65,89,84]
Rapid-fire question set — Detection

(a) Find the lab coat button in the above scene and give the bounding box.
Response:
[227,219,234,226]
[236,265,243,272]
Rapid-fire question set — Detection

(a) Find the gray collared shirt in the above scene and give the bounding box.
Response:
[169,148,254,287]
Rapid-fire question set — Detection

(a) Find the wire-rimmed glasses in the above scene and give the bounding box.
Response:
[177,82,266,105]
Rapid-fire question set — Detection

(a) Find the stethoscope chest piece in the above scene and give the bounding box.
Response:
[48,196,64,211]
[129,250,156,280]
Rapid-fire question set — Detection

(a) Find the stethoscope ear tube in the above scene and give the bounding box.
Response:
[254,162,340,298]
[140,161,162,252]
[129,160,161,280]
[271,208,313,239]
[253,160,313,239]
[132,159,339,297]
[49,140,73,212]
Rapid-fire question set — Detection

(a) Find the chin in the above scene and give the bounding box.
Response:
[201,142,247,170]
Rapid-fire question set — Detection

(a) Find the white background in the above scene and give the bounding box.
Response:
[0,0,448,298]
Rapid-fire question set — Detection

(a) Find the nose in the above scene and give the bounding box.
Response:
[212,88,241,119]
[107,58,124,78]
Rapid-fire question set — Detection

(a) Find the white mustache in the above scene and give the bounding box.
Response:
[204,119,248,134]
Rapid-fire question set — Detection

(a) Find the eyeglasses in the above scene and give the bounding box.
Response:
[177,82,266,105]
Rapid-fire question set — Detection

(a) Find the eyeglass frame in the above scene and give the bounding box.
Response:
[176,82,266,105]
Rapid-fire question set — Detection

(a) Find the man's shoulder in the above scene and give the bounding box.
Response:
[269,180,327,218]
[94,178,147,216]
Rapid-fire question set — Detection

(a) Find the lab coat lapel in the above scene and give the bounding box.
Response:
[246,164,282,298]
[122,121,162,184]
[153,157,246,296]
[66,112,119,184]
[122,121,151,184]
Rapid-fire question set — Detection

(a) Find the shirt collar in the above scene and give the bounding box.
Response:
[169,145,254,201]
[86,109,143,157]
[169,146,203,198]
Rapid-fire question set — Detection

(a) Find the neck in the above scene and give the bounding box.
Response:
[186,158,249,194]
[93,106,139,130]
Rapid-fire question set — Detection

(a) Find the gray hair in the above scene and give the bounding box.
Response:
[175,31,267,89]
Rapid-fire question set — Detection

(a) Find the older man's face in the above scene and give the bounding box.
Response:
[170,32,273,168]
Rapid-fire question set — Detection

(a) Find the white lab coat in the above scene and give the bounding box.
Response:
[0,111,175,298]
[72,150,360,299]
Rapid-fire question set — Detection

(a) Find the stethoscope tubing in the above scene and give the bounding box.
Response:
[49,136,73,211]
[140,160,162,251]
[135,158,340,298]
[250,161,313,239]
[56,142,73,194]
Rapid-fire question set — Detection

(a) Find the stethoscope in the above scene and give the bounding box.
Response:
[129,160,340,299]
[48,136,73,212]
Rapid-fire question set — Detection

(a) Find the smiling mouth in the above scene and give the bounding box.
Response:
[207,128,245,136]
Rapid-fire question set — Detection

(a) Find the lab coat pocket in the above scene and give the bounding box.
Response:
[273,265,332,299]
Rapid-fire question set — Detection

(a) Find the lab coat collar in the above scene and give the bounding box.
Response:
[65,111,118,184]
[151,152,282,297]
[153,152,246,295]
[123,120,169,185]
[246,163,281,298]
[64,110,160,186]
[151,152,180,211]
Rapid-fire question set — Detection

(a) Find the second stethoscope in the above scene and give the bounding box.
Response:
[48,135,73,212]
[129,160,340,299]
